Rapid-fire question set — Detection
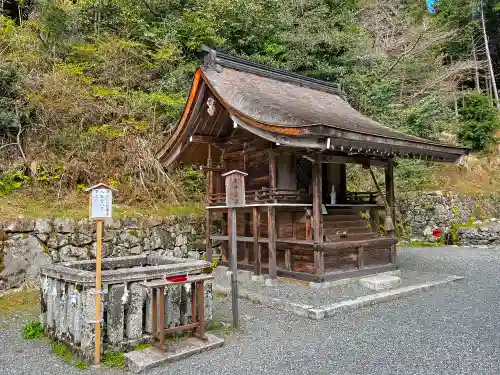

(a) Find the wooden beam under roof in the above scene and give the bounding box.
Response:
[189,135,226,144]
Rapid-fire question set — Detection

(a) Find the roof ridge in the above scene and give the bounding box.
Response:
[201,45,346,99]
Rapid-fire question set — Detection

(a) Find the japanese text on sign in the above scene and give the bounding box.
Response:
[91,189,113,219]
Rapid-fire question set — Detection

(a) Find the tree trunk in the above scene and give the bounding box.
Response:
[481,1,499,109]
[472,37,481,93]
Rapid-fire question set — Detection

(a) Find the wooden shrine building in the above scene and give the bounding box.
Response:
[158,46,470,282]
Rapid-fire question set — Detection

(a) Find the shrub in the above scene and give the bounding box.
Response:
[23,321,44,339]
[458,93,500,150]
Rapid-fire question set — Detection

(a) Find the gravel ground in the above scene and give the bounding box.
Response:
[2,246,500,375]
[216,268,454,306]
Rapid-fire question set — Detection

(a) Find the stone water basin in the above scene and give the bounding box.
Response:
[39,255,213,359]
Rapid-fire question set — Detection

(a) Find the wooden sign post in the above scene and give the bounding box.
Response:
[84,183,117,366]
[221,170,247,328]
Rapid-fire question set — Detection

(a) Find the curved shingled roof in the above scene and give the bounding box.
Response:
[157,47,470,166]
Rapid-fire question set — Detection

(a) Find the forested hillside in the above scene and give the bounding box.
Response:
[1,0,500,214]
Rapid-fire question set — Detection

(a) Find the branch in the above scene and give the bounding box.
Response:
[379,25,426,80]
[0,142,17,152]
[140,0,161,17]
[16,124,27,164]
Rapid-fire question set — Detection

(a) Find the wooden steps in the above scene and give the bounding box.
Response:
[322,208,374,242]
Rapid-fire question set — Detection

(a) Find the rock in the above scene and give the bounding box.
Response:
[173,247,183,258]
[175,234,187,247]
[123,218,139,229]
[47,233,70,249]
[5,219,35,233]
[102,229,116,243]
[104,219,122,230]
[147,217,163,227]
[129,246,143,255]
[0,254,28,288]
[60,245,89,261]
[1,234,49,287]
[116,230,141,249]
[34,219,52,235]
[70,232,93,247]
[34,232,49,243]
[187,251,200,260]
[147,228,172,250]
[76,219,94,237]
[53,218,75,233]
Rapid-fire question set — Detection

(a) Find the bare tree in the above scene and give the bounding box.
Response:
[472,36,481,92]
[480,0,499,108]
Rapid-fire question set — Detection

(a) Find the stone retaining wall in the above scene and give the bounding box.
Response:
[0,216,204,290]
[397,191,500,242]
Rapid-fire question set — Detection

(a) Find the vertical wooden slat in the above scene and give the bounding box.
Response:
[369,207,379,233]
[197,281,206,339]
[385,158,397,264]
[227,209,235,271]
[191,282,197,325]
[269,149,277,190]
[252,207,261,275]
[292,211,297,239]
[221,212,228,264]
[314,250,324,275]
[358,246,365,269]
[312,154,323,243]
[285,249,292,271]
[243,213,251,264]
[312,154,324,276]
[267,206,277,279]
[152,289,157,341]
[158,287,165,349]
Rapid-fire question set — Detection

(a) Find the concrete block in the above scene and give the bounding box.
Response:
[144,288,154,334]
[126,283,145,340]
[359,274,401,290]
[308,281,332,289]
[72,286,84,344]
[124,334,224,373]
[107,284,125,344]
[251,274,265,283]
[81,287,102,359]
[236,269,252,283]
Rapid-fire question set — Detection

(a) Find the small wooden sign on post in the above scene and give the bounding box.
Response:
[84,183,117,366]
[221,170,247,328]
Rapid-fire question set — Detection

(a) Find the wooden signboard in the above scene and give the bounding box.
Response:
[84,183,117,366]
[222,170,248,208]
[221,170,247,328]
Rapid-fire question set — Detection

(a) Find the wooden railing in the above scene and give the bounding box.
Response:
[345,191,379,204]
[210,188,311,205]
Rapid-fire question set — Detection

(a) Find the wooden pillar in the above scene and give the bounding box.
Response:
[269,149,277,190]
[221,213,228,264]
[267,206,277,279]
[252,207,261,275]
[385,158,396,264]
[369,207,379,233]
[312,154,323,243]
[312,154,324,276]
[205,144,213,262]
[243,212,251,264]
[338,164,347,203]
